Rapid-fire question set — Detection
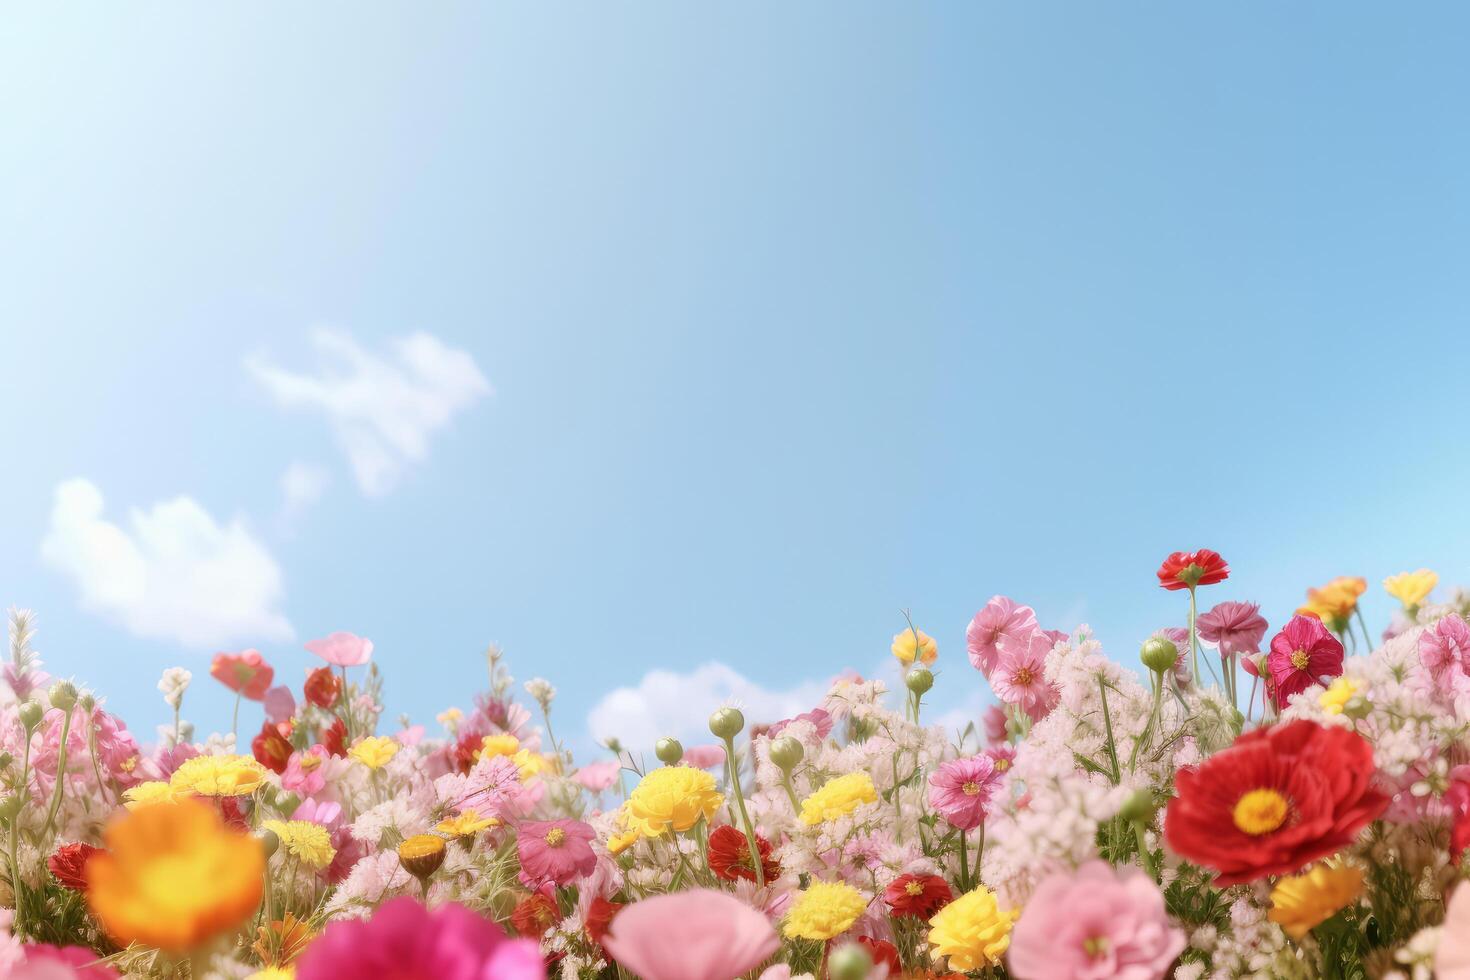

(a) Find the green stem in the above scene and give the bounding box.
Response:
[958,826,970,891]
[975,821,985,879]
[1188,587,1200,686]
[231,691,242,743]
[781,774,801,814]
[1097,675,1120,783]
[721,736,764,888]
[43,710,73,835]
[1133,819,1155,877]
[1355,607,1375,653]
[1128,676,1164,773]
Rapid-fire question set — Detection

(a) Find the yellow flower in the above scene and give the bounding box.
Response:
[1319,676,1364,716]
[248,969,296,980]
[438,707,463,728]
[927,885,1018,972]
[86,797,265,953]
[625,766,723,836]
[783,880,868,940]
[1268,862,1365,939]
[397,834,447,879]
[252,913,314,968]
[607,826,639,855]
[479,734,520,758]
[123,780,181,810]
[799,772,878,826]
[349,736,400,770]
[891,627,938,666]
[262,819,336,871]
[1298,577,1366,628]
[436,809,499,837]
[510,748,551,781]
[1384,569,1437,609]
[170,754,268,797]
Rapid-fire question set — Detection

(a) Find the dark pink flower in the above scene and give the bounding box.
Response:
[928,755,999,831]
[1197,601,1269,657]
[517,819,596,888]
[966,596,1039,676]
[1267,615,1345,709]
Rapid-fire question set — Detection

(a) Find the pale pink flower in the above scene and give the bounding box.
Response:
[1420,614,1470,681]
[1009,860,1185,980]
[928,755,998,831]
[282,746,331,797]
[966,596,1039,675]
[679,745,727,770]
[573,760,622,792]
[603,889,779,980]
[982,705,1008,745]
[304,632,374,667]
[263,685,296,724]
[989,629,1058,721]
[1196,601,1269,657]
[768,707,834,740]
[1438,883,1470,979]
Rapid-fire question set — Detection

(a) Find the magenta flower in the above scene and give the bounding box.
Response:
[1009,860,1184,980]
[927,755,999,831]
[1420,613,1470,681]
[304,631,374,667]
[1196,601,1269,657]
[602,889,779,980]
[990,629,1058,721]
[17,944,120,979]
[966,596,1039,675]
[517,819,597,888]
[295,897,543,980]
[1267,614,1345,709]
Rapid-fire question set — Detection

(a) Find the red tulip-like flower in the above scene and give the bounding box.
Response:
[321,717,349,758]
[209,650,275,701]
[1267,615,1345,709]
[584,896,624,950]
[252,721,294,775]
[304,667,343,709]
[510,892,559,937]
[48,842,102,891]
[706,824,780,883]
[1164,720,1388,885]
[1156,549,1230,591]
[883,872,953,919]
[858,937,901,975]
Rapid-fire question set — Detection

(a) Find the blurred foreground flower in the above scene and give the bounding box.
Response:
[602,889,777,980]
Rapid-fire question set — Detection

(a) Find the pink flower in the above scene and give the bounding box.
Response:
[989,629,1058,721]
[573,760,622,793]
[304,631,374,667]
[1420,614,1470,681]
[986,743,1016,776]
[16,945,120,979]
[679,745,727,770]
[282,746,330,797]
[1009,860,1185,980]
[295,897,543,980]
[1196,601,1269,657]
[1267,614,1344,708]
[517,819,597,888]
[768,707,834,740]
[966,596,1039,675]
[602,889,779,980]
[263,685,296,724]
[210,650,274,700]
[1437,883,1470,979]
[927,755,998,831]
[982,705,1009,745]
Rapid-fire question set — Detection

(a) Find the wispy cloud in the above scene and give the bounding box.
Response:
[246,329,491,497]
[279,461,331,517]
[40,478,292,648]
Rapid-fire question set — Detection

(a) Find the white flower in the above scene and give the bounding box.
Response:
[524,677,556,710]
[157,667,191,710]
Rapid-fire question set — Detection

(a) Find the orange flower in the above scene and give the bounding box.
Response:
[86,798,265,952]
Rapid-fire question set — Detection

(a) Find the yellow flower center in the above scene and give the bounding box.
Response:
[905,881,925,896]
[994,758,1010,771]
[120,756,137,773]
[962,780,981,796]
[299,755,322,772]
[544,827,566,847]
[1014,667,1034,686]
[1290,649,1310,670]
[1233,788,1290,835]
[1083,935,1110,958]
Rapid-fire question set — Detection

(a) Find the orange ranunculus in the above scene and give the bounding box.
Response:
[85,798,265,952]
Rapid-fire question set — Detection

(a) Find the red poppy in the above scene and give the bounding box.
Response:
[303,667,342,709]
[321,717,348,758]
[1267,615,1344,709]
[209,650,275,701]
[883,872,953,918]
[510,892,559,937]
[252,721,294,774]
[706,824,780,883]
[857,936,901,974]
[48,842,102,891]
[219,794,251,832]
[1155,549,1229,591]
[1163,720,1388,885]
[584,896,624,950]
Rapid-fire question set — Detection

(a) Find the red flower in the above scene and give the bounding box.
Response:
[1155,549,1229,591]
[1267,614,1344,709]
[303,667,342,709]
[706,824,780,882]
[883,872,953,918]
[48,842,101,891]
[218,794,251,832]
[510,892,559,937]
[321,717,348,758]
[858,937,901,974]
[209,650,274,701]
[584,896,623,950]
[252,721,294,774]
[1163,720,1388,885]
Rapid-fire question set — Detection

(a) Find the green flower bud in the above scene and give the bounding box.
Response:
[78,692,96,713]
[827,942,873,980]
[256,827,280,859]
[48,681,78,713]
[0,795,25,823]
[0,753,12,770]
[905,666,935,696]
[17,701,44,733]
[654,737,684,766]
[708,707,745,741]
[769,736,804,773]
[1119,789,1156,825]
[1139,637,1179,676]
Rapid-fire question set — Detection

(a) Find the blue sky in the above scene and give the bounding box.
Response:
[2,4,1469,757]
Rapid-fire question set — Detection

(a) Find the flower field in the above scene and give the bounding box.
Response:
[1,554,1468,979]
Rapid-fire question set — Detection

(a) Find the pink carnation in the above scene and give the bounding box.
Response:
[966,596,1039,675]
[1196,601,1269,657]
[927,755,999,831]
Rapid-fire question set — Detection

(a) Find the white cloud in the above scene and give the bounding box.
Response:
[246,329,491,497]
[587,661,830,751]
[279,461,330,515]
[40,478,293,649]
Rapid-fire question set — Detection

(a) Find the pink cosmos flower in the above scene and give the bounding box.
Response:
[986,743,1016,776]
[295,897,543,980]
[1420,614,1470,681]
[1009,860,1185,980]
[1267,614,1345,708]
[602,889,779,980]
[966,596,1039,676]
[927,755,999,831]
[572,760,622,792]
[1196,601,1269,657]
[517,819,597,888]
[304,631,374,667]
[982,705,1009,745]
[989,629,1058,721]
[1437,883,1470,979]
[679,745,727,770]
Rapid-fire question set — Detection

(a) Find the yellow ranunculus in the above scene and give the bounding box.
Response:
[123,780,181,810]
[436,809,499,837]
[927,885,1018,972]
[479,734,520,759]
[783,880,868,940]
[1268,862,1364,938]
[625,766,723,837]
[261,819,336,871]
[1384,569,1437,609]
[799,772,878,826]
[891,627,938,666]
[1319,676,1363,716]
[349,736,400,770]
[169,754,268,797]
